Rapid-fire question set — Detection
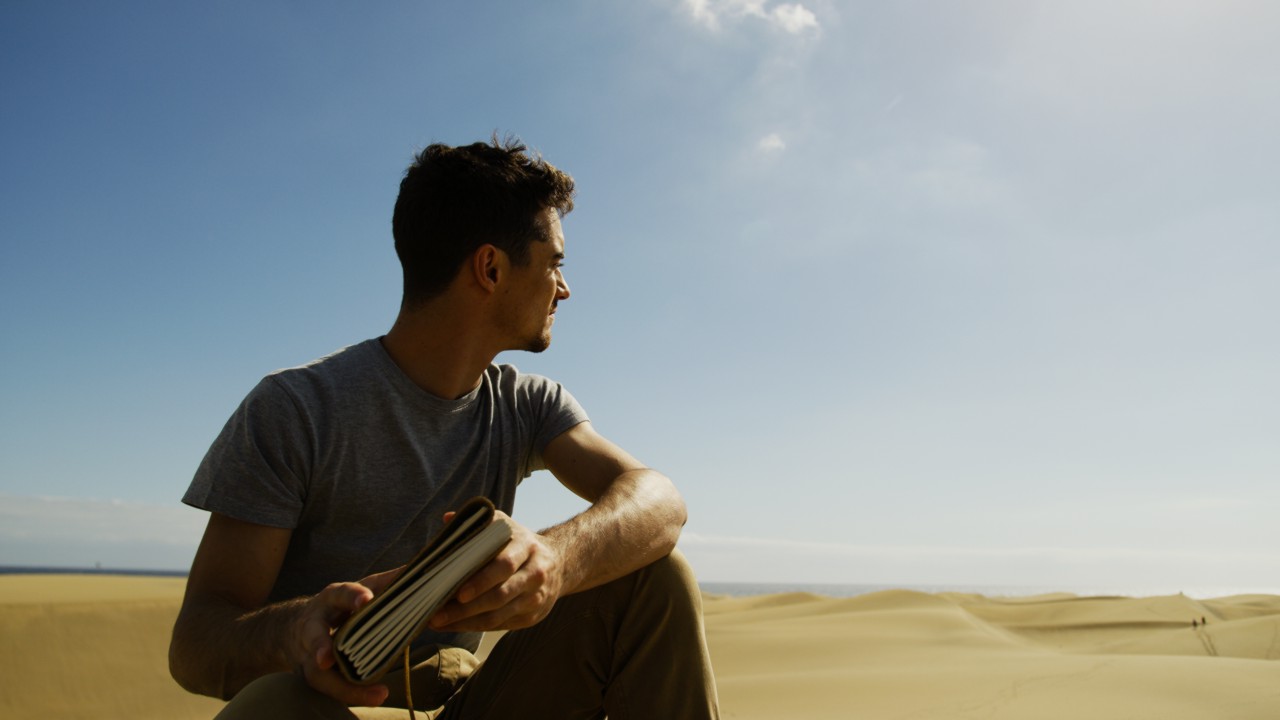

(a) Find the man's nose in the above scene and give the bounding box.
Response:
[556,270,570,300]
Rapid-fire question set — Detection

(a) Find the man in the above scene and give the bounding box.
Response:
[169,137,720,719]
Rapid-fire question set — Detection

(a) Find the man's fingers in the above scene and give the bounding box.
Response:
[455,543,526,604]
[431,593,547,633]
[443,510,521,604]
[359,566,404,596]
[293,581,393,707]
[430,584,515,629]
[429,572,520,629]
[431,570,550,631]
[315,582,375,621]
[426,512,563,633]
[303,664,389,707]
[295,582,373,679]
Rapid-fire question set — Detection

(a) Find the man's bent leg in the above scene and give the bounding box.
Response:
[214,645,477,720]
[213,673,358,720]
[438,549,719,720]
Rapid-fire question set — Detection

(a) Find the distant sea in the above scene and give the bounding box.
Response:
[3,567,1275,598]
[0,565,187,578]
[700,581,1280,599]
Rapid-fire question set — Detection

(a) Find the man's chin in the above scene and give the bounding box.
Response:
[523,334,552,353]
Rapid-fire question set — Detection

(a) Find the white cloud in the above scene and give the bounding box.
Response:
[681,531,1246,561]
[683,0,819,34]
[684,0,720,31]
[678,531,1280,593]
[769,3,818,34]
[0,494,206,569]
[758,132,786,152]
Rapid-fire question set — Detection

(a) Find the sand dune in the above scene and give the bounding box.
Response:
[2,575,1278,719]
[704,589,1280,719]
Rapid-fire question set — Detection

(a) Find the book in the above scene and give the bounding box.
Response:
[333,496,512,684]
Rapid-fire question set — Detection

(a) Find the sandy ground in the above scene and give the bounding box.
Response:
[0,575,224,720]
[2,574,1278,719]
[703,589,1280,719]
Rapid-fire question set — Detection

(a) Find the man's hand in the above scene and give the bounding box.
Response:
[427,511,566,632]
[292,567,402,707]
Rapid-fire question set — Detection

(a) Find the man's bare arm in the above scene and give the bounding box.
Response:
[539,424,686,594]
[429,421,686,631]
[168,513,392,705]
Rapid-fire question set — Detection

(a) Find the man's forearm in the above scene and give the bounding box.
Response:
[169,593,306,700]
[541,468,687,595]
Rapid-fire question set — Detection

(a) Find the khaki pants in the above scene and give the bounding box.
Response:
[215,550,719,720]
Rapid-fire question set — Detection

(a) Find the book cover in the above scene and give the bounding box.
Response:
[333,496,512,684]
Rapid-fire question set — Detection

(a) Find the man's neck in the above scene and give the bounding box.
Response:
[381,300,498,400]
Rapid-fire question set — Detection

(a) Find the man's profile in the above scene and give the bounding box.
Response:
[168,136,719,719]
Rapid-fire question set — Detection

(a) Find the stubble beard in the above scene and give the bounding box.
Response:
[522,305,556,353]
[523,328,552,353]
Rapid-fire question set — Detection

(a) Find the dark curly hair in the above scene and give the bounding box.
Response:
[392,135,576,307]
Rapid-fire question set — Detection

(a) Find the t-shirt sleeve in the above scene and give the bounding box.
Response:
[524,375,590,475]
[182,375,312,528]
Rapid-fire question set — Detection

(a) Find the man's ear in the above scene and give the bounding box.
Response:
[471,244,505,293]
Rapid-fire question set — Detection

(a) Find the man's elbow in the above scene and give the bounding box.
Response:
[657,472,687,550]
[169,617,231,700]
[169,640,201,696]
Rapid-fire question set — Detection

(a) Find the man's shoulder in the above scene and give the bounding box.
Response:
[486,362,564,394]
[269,339,380,380]
[485,363,585,419]
[482,364,588,451]
[258,339,384,400]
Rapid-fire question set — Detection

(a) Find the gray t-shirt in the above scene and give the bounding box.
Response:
[183,338,588,649]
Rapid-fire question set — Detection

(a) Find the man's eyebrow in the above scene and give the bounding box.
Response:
[552,251,566,260]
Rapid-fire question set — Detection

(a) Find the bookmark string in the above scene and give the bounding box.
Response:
[404,645,414,720]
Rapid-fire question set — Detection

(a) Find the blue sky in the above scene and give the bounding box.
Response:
[2,1,1277,593]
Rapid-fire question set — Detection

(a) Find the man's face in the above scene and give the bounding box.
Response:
[501,209,571,353]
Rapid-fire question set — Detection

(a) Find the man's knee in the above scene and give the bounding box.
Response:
[631,547,705,620]
[642,548,699,594]
[214,672,355,720]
